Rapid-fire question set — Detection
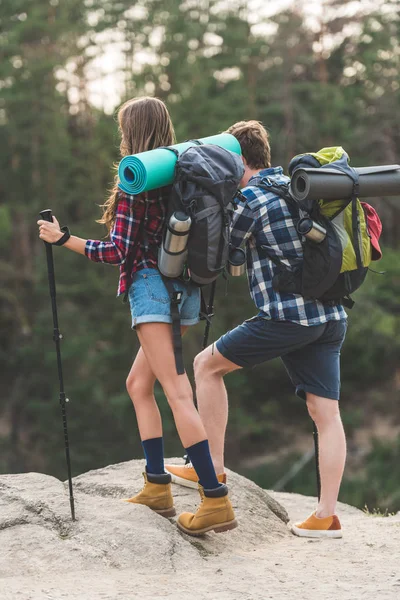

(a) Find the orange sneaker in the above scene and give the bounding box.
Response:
[165,462,226,489]
[291,512,342,538]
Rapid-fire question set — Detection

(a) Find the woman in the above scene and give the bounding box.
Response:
[37,97,237,536]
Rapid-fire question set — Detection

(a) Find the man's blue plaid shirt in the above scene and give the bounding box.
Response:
[231,167,347,326]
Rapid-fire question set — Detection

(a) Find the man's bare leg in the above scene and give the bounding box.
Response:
[306,393,347,517]
[193,344,241,475]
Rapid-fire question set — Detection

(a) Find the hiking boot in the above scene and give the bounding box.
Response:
[291,512,342,538]
[177,483,237,536]
[166,462,227,489]
[125,472,176,518]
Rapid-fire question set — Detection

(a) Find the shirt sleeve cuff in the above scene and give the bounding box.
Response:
[85,239,100,262]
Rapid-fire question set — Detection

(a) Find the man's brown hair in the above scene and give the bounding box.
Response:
[226,120,271,170]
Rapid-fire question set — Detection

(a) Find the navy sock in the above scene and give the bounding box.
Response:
[141,437,165,475]
[185,440,220,490]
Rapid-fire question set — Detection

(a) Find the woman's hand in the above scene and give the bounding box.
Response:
[37,216,64,244]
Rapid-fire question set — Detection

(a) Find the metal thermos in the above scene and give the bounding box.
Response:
[228,247,246,276]
[296,218,327,243]
[158,211,191,278]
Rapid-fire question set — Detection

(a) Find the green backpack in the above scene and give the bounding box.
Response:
[260,147,381,308]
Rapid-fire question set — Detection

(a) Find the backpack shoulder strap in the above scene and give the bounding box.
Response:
[257,178,298,210]
[255,178,302,265]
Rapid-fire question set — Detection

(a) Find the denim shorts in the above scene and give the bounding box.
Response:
[128,268,201,328]
[216,317,347,400]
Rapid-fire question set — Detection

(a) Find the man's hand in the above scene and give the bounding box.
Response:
[37,216,64,244]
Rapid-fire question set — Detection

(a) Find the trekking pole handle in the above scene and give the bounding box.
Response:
[40,209,53,223]
[39,208,57,299]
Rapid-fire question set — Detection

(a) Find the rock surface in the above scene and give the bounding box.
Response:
[2,460,400,600]
[0,458,288,580]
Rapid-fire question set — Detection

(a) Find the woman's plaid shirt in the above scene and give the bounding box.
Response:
[231,167,346,326]
[85,188,170,296]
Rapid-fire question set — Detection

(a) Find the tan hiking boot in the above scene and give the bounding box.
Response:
[166,462,227,489]
[177,483,237,536]
[125,471,176,518]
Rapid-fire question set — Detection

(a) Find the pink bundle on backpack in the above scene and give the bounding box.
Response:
[361,202,383,261]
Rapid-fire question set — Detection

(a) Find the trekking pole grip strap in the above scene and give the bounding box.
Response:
[53,226,71,246]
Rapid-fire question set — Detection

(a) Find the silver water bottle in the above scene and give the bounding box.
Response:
[227,247,246,276]
[158,211,192,278]
[297,217,327,243]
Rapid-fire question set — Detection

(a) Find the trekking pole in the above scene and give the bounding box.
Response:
[39,209,76,521]
[313,422,321,501]
[202,279,217,350]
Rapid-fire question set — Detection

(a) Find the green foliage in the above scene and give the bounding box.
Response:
[1,0,400,514]
[0,206,12,248]
[241,434,400,514]
[341,249,400,384]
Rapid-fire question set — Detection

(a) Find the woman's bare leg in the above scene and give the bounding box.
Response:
[126,347,160,441]
[126,327,190,441]
[136,323,208,448]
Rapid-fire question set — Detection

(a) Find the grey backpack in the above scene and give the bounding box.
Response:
[166,143,244,284]
[162,143,244,373]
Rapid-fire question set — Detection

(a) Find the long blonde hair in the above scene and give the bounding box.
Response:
[99,97,176,232]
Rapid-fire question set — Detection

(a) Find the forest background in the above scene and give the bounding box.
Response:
[1,0,399,513]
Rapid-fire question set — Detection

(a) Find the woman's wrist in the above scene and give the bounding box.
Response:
[53,226,71,246]
[63,235,88,256]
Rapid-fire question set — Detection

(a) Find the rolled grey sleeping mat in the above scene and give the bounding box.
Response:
[290,164,400,203]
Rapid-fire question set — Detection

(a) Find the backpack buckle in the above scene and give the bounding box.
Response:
[235,190,247,204]
[262,177,273,186]
[171,291,183,305]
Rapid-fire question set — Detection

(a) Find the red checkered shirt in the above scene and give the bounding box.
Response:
[85,187,170,296]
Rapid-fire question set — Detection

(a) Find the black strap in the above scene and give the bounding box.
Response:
[216,204,229,267]
[313,422,321,501]
[159,146,179,157]
[185,139,203,146]
[258,179,298,211]
[255,179,300,272]
[199,288,209,321]
[342,295,355,309]
[328,198,351,221]
[259,245,285,268]
[368,266,386,275]
[161,277,185,375]
[53,226,71,246]
[351,192,363,270]
[200,281,217,350]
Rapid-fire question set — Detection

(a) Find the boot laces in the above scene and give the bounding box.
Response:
[199,486,205,505]
[138,472,148,493]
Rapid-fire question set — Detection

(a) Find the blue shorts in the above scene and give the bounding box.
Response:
[216,317,347,400]
[128,268,200,328]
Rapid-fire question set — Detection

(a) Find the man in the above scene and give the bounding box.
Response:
[167,120,347,538]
